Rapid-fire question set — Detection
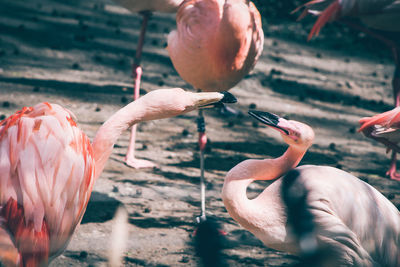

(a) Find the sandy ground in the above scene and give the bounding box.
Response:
[0,0,399,266]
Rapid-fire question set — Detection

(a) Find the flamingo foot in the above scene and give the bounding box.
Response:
[124,156,157,169]
[385,152,400,181]
[386,165,400,181]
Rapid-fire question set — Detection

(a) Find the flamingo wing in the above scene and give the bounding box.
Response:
[0,103,95,265]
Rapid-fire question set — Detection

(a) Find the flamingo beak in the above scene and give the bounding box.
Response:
[196,91,237,109]
[248,110,290,135]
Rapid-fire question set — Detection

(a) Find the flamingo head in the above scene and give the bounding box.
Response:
[137,88,237,121]
[249,110,314,149]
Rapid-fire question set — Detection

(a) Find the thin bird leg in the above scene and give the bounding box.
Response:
[125,11,156,169]
[197,108,207,223]
[387,151,400,181]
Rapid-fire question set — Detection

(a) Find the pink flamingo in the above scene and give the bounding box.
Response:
[359,106,400,180]
[0,88,233,266]
[167,0,264,220]
[111,0,184,169]
[294,0,400,179]
[222,110,400,266]
[167,0,264,93]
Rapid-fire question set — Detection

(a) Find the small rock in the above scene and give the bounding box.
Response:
[252,121,258,128]
[180,256,190,263]
[79,251,88,259]
[151,39,159,46]
[0,114,6,120]
[136,188,142,196]
[349,127,356,134]
[182,129,189,136]
[121,96,128,103]
[2,101,10,108]
[143,207,151,213]
[249,103,257,109]
[157,80,164,86]
[112,186,119,193]
[329,143,336,151]
[227,121,234,128]
[95,107,101,112]
[72,63,80,70]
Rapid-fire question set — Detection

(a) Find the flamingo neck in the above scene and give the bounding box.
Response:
[221,145,307,229]
[92,101,146,179]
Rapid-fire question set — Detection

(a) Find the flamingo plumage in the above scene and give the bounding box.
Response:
[0,88,233,266]
[359,106,400,180]
[221,110,400,266]
[110,0,184,169]
[294,0,400,179]
[167,0,264,92]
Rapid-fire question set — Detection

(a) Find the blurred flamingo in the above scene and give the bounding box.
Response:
[359,106,400,180]
[111,0,184,169]
[294,0,400,179]
[0,88,234,266]
[167,0,264,220]
[222,110,400,266]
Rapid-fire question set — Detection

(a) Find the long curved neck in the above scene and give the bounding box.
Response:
[221,145,307,229]
[92,101,147,180]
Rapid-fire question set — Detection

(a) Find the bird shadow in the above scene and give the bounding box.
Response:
[81,191,122,224]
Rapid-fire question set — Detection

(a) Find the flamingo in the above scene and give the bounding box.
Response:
[221,110,400,266]
[293,0,400,179]
[0,88,235,266]
[110,0,184,169]
[167,0,264,221]
[359,106,400,180]
[167,0,264,93]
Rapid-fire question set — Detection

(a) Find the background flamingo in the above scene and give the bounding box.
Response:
[111,0,184,169]
[221,110,400,266]
[167,0,264,221]
[359,106,400,180]
[0,88,233,266]
[294,0,400,179]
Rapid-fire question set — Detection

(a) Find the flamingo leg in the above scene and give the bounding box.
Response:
[125,11,156,169]
[196,109,207,222]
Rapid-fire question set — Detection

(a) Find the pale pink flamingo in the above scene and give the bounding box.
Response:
[0,88,234,266]
[111,0,184,169]
[222,110,400,266]
[359,106,400,180]
[294,0,400,179]
[167,0,264,220]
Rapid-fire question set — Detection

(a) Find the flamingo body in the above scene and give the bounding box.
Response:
[0,103,95,266]
[0,88,232,266]
[112,0,183,13]
[167,0,264,92]
[222,111,400,266]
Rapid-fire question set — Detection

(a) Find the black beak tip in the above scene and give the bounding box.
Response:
[248,110,280,123]
[220,91,237,104]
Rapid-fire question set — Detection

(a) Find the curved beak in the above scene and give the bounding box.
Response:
[248,110,290,135]
[195,91,237,109]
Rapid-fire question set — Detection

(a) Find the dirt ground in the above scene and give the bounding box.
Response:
[0,0,399,266]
